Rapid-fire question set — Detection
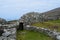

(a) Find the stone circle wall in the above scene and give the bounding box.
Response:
[24,25,60,40]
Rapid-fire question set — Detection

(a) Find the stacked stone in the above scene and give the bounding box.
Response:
[25,25,60,40]
[1,28,16,40]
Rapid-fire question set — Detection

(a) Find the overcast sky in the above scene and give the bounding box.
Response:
[0,0,60,20]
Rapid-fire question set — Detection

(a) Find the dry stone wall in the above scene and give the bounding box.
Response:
[24,25,60,40]
[0,24,17,40]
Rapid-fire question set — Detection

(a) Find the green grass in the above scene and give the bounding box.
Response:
[17,30,54,40]
[48,20,60,23]
[32,20,60,32]
[17,20,60,40]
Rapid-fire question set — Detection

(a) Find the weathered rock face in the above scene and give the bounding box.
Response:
[0,18,7,24]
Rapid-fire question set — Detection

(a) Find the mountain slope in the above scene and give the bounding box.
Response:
[41,7,60,20]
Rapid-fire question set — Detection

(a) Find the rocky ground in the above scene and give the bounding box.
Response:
[0,28,16,40]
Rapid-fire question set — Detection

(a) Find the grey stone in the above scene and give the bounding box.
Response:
[24,25,60,40]
[0,27,16,40]
[56,35,60,40]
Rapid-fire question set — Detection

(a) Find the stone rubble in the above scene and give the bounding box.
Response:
[0,24,16,40]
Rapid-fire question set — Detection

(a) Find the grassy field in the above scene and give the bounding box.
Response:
[32,20,60,32]
[17,30,54,40]
[17,20,60,40]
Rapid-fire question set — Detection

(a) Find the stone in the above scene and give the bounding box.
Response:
[2,31,11,37]
[0,27,16,40]
[26,25,30,27]
[56,35,60,40]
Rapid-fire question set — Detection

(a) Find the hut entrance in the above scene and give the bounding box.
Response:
[18,22,23,30]
[0,27,4,36]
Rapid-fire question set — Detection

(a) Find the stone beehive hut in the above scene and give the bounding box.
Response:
[17,19,24,30]
[20,12,40,25]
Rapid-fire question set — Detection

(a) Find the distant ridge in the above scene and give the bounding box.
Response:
[41,7,60,20]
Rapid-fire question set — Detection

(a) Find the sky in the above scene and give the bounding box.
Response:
[0,0,60,21]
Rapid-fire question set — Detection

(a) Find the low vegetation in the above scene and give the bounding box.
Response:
[17,30,54,40]
[32,20,60,32]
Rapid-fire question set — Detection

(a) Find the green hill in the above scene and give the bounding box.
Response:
[32,20,60,32]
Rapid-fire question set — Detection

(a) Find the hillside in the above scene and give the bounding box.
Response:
[32,20,60,32]
[17,7,60,40]
[8,20,18,24]
[20,7,60,24]
[41,7,60,20]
